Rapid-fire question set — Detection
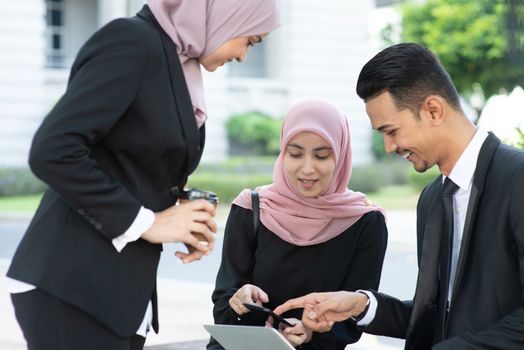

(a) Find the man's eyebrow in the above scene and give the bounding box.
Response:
[376,124,393,133]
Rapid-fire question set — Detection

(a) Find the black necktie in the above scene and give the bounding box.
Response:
[439,177,459,339]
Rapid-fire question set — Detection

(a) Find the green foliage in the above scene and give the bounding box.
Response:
[188,156,275,202]
[350,159,411,193]
[371,130,387,160]
[0,168,47,197]
[371,131,399,161]
[188,172,273,203]
[226,112,282,156]
[196,156,276,174]
[350,165,392,193]
[0,194,42,212]
[407,165,441,192]
[380,159,412,185]
[513,127,524,149]
[188,156,413,204]
[0,158,432,211]
[401,0,524,102]
[367,185,420,210]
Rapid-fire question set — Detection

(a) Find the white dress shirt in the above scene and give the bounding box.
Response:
[358,129,489,326]
[5,206,156,337]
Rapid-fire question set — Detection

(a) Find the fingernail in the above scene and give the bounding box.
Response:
[308,311,317,319]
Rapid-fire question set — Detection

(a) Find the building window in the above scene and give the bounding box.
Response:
[375,0,401,7]
[228,40,268,78]
[45,0,66,68]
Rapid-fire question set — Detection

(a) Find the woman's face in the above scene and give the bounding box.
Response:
[283,131,336,198]
[199,34,267,72]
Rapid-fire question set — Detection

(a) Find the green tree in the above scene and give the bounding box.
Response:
[514,127,524,149]
[225,112,282,156]
[400,0,524,118]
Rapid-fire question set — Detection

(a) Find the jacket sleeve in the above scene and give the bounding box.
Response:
[363,292,413,339]
[362,180,439,340]
[330,211,389,346]
[433,169,524,350]
[297,211,389,350]
[28,19,151,239]
[208,204,261,350]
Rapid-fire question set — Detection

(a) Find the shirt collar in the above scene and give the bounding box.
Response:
[446,128,489,191]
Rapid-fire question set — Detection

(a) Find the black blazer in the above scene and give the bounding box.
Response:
[7,6,204,337]
[363,133,524,349]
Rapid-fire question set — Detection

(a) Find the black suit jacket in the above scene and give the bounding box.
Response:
[7,6,204,337]
[363,133,524,349]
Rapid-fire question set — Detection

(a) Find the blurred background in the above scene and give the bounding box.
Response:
[0,0,522,349]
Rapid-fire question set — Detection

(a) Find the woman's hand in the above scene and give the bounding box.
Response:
[141,200,216,263]
[228,284,269,315]
[279,318,312,347]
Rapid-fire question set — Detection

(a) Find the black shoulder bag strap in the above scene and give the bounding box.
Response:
[251,190,260,235]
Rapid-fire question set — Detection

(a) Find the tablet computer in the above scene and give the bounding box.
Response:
[204,324,295,350]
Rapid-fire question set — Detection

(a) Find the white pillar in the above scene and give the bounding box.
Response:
[97,0,128,26]
[0,0,47,166]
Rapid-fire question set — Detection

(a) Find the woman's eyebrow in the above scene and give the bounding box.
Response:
[287,144,332,152]
[313,146,332,152]
[287,143,304,150]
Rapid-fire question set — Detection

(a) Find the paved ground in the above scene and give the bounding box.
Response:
[0,209,417,350]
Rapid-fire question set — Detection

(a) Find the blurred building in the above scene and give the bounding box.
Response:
[0,0,378,167]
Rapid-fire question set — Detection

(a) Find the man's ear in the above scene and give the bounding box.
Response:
[421,95,445,125]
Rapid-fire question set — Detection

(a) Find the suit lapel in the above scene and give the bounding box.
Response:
[137,6,201,175]
[450,133,500,301]
[407,133,501,348]
[406,178,443,350]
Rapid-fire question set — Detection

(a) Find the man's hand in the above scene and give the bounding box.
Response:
[274,291,369,332]
[229,284,269,315]
[141,200,216,263]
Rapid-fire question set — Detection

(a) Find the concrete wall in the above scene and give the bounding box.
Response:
[201,0,375,165]
[0,0,47,167]
[280,0,375,165]
[0,0,377,167]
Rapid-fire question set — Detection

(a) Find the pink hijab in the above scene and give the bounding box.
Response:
[147,0,280,128]
[234,98,385,246]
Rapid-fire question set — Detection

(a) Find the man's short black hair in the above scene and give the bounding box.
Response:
[356,43,461,116]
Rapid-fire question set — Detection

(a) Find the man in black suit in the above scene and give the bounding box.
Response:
[275,43,524,349]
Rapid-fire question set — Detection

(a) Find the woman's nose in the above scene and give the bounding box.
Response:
[301,157,315,174]
[237,47,249,63]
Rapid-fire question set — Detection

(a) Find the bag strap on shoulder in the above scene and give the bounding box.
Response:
[251,190,260,235]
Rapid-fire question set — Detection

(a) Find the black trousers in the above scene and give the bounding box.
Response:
[11,289,146,350]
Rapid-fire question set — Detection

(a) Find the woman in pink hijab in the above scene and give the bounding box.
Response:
[7,1,279,350]
[209,98,388,349]
[148,0,280,127]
